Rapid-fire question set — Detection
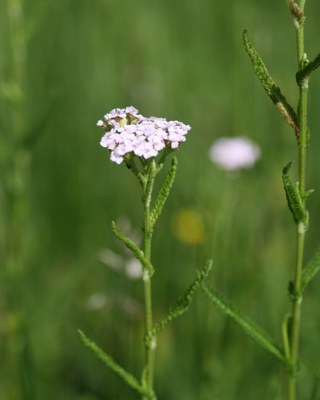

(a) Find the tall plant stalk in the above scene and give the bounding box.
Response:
[288,1,308,398]
[203,1,320,399]
[142,164,157,398]
[80,108,212,399]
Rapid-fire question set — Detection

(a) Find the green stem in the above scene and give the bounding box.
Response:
[142,165,157,399]
[288,224,305,400]
[288,3,308,398]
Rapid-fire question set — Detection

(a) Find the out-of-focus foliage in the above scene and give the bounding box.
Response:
[1,0,320,399]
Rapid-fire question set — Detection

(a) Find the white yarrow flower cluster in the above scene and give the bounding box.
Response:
[97,107,191,164]
[209,137,261,171]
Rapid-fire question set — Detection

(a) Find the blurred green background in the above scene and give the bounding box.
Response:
[1,0,320,399]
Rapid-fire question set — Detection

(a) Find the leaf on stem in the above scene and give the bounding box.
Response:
[150,157,177,228]
[243,30,299,141]
[146,260,212,341]
[202,284,287,364]
[282,162,308,225]
[301,246,320,292]
[111,221,154,274]
[78,330,147,396]
[296,54,320,86]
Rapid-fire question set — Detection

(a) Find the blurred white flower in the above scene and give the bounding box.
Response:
[125,258,143,279]
[86,292,108,310]
[98,217,144,280]
[209,137,261,171]
[99,251,143,280]
[98,249,123,271]
[85,291,143,318]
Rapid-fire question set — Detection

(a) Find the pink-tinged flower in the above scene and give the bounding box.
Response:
[209,137,261,171]
[97,107,191,164]
[110,149,124,164]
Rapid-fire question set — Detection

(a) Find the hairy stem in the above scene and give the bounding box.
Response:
[142,165,157,399]
[288,2,308,398]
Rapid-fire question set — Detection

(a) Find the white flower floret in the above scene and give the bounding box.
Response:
[110,151,124,164]
[134,142,158,158]
[97,107,191,164]
[125,106,139,114]
[150,134,166,151]
[149,116,168,129]
[209,136,261,171]
[104,108,127,120]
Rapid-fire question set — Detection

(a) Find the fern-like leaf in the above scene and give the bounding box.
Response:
[282,161,308,225]
[112,221,153,274]
[243,30,299,140]
[150,157,177,228]
[79,330,147,396]
[146,260,212,343]
[202,284,287,364]
[301,246,320,292]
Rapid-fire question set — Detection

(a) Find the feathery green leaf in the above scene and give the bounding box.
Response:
[202,284,286,363]
[243,30,299,140]
[150,157,177,227]
[282,162,308,225]
[146,260,212,342]
[78,330,147,396]
[301,246,320,292]
[111,221,153,274]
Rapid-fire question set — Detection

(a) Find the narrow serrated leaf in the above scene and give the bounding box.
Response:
[301,246,320,292]
[112,222,153,274]
[147,261,212,341]
[78,330,146,395]
[243,30,299,140]
[150,157,177,227]
[202,284,286,363]
[282,162,308,225]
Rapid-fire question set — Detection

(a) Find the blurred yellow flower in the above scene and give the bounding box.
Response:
[172,208,204,245]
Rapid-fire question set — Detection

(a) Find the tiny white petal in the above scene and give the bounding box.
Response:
[110,151,124,164]
[171,141,180,149]
[125,106,139,114]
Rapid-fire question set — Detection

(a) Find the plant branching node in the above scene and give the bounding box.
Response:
[296,53,320,86]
